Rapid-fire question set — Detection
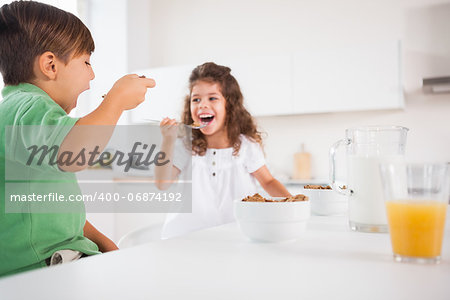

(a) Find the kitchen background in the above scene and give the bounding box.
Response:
[1,0,449,242]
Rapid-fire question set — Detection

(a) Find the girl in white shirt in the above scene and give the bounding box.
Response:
[156,62,290,238]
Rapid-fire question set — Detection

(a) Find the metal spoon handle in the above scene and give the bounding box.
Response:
[142,119,207,129]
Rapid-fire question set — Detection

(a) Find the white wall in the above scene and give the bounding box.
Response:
[143,0,450,180]
[147,0,402,66]
[127,0,152,72]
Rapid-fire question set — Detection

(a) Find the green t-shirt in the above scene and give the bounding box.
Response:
[0,83,100,277]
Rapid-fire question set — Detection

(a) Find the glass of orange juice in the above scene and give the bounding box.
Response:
[380,163,449,264]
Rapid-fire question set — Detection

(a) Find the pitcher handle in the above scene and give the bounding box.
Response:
[329,138,352,196]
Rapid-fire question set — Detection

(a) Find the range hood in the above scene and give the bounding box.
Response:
[422,76,450,94]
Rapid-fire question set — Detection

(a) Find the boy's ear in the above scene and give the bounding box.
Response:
[37,51,58,80]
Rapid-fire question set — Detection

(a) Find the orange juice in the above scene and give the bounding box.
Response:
[386,200,447,258]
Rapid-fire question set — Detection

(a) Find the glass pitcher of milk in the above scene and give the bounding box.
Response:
[329,126,409,233]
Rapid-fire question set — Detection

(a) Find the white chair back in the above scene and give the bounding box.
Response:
[118,222,164,248]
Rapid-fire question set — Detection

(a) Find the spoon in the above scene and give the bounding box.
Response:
[143,119,208,129]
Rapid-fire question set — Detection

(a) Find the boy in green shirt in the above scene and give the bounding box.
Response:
[0,1,156,276]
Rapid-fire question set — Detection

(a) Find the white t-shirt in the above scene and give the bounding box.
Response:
[161,135,265,239]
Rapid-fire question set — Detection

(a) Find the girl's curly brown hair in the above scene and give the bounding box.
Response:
[181,62,263,156]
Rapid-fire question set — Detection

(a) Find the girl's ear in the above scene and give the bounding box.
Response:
[37,51,57,80]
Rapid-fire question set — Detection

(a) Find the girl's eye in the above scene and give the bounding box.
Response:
[209,97,217,101]
[191,98,200,103]
[85,62,91,66]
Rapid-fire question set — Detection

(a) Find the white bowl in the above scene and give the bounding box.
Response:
[234,197,310,242]
[302,189,348,216]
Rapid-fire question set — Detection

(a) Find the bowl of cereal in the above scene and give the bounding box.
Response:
[234,193,310,242]
[301,185,348,216]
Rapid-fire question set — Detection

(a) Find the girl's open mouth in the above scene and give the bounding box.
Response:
[199,114,214,125]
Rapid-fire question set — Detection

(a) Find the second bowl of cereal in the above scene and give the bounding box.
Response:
[234,194,310,242]
[302,185,348,216]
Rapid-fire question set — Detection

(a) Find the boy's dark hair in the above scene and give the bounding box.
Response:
[0,1,94,85]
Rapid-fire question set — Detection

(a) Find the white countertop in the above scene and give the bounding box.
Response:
[1,212,450,300]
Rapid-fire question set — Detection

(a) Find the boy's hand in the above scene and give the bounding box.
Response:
[160,117,178,141]
[104,74,156,111]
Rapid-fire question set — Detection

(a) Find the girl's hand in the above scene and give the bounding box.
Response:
[160,117,178,140]
[104,74,156,111]
[155,117,181,190]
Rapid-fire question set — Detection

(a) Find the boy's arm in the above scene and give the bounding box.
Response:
[58,74,156,172]
[84,220,119,252]
[252,165,291,197]
[77,74,155,125]
[154,118,181,190]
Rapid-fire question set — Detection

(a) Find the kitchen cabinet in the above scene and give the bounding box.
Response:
[292,41,403,114]
[130,40,402,122]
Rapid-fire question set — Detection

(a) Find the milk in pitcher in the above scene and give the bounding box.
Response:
[348,155,404,231]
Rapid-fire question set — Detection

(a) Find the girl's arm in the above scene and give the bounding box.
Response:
[252,165,291,197]
[83,220,119,252]
[154,118,181,190]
